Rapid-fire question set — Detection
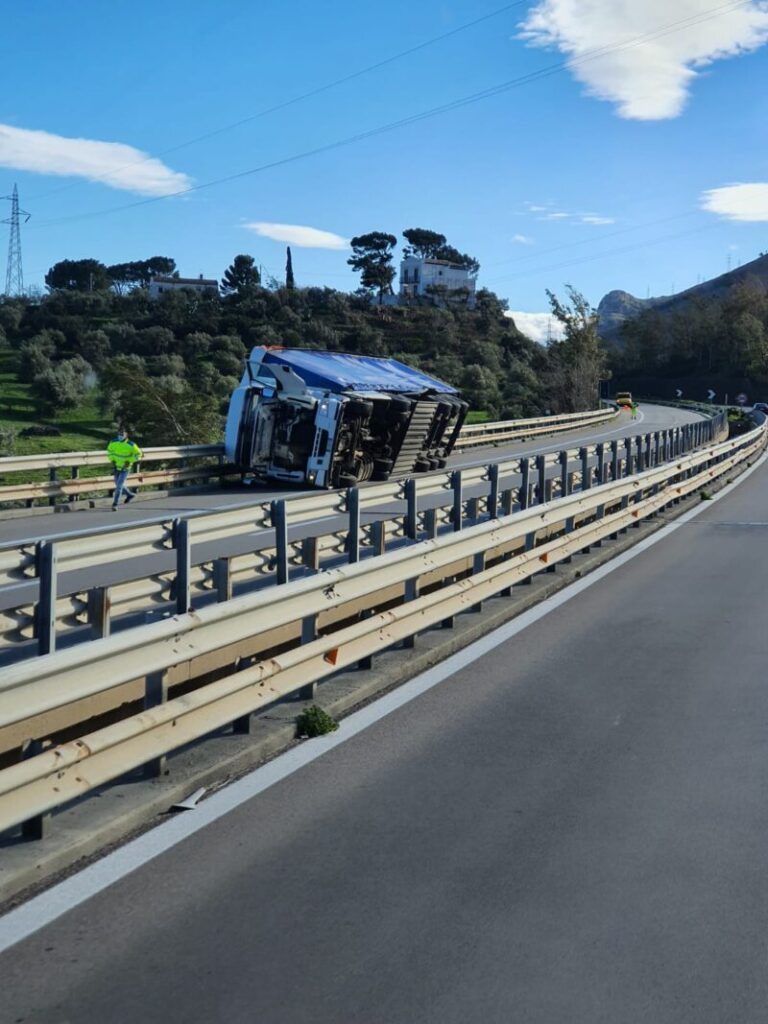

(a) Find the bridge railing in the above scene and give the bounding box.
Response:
[0,410,759,838]
[0,409,618,509]
[0,417,723,668]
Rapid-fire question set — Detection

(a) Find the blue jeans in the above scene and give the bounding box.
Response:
[112,467,136,506]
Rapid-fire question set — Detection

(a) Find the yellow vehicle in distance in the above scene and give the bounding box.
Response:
[615,391,633,409]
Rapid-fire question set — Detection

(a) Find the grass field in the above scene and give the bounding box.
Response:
[0,345,112,457]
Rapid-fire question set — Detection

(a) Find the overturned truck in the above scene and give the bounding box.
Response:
[225,346,467,488]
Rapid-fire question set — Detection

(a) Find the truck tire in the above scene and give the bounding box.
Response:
[372,457,394,480]
[389,397,412,413]
[345,399,374,419]
[414,457,431,472]
[337,473,358,488]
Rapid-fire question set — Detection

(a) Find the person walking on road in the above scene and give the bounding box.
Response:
[631,402,639,420]
[107,428,143,511]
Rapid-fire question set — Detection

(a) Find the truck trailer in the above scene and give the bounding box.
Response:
[224,346,467,488]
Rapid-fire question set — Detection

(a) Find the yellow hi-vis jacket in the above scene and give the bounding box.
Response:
[107,438,143,471]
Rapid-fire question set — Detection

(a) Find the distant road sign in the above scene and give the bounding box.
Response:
[707,389,716,401]
[736,392,748,405]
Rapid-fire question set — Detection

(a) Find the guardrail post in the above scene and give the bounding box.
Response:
[579,447,590,490]
[470,551,486,610]
[144,671,168,778]
[423,507,437,539]
[610,440,619,480]
[467,496,480,522]
[347,487,361,562]
[271,499,289,582]
[654,432,661,466]
[519,457,530,510]
[173,518,191,614]
[357,609,374,670]
[69,464,79,504]
[536,453,546,504]
[635,435,644,472]
[403,578,420,646]
[559,449,569,497]
[213,557,232,602]
[563,515,575,562]
[302,536,320,571]
[48,467,57,507]
[35,540,56,656]
[624,437,633,476]
[451,470,463,531]
[488,463,499,519]
[644,433,652,470]
[596,442,605,485]
[501,486,513,516]
[404,478,418,541]
[20,739,49,840]
[522,531,535,584]
[299,615,319,696]
[371,519,387,554]
[87,586,111,638]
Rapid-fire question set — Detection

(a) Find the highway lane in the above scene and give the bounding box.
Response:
[0,403,699,545]
[1,419,764,1023]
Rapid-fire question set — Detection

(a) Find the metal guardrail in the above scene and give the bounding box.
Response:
[0,409,758,838]
[0,410,617,507]
[453,407,615,448]
[0,414,725,665]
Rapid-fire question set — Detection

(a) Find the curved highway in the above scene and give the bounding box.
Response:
[0,417,765,1023]
[0,403,701,545]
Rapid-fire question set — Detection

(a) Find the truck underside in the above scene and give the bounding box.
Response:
[235,390,467,488]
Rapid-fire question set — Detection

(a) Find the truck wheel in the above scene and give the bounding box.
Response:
[414,457,431,472]
[372,457,394,480]
[389,397,412,414]
[337,473,358,488]
[345,399,374,419]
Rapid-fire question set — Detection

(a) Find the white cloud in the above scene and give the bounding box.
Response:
[0,123,190,195]
[581,215,615,224]
[525,202,549,212]
[542,211,569,220]
[700,182,768,221]
[519,1,768,120]
[505,310,565,344]
[513,233,534,244]
[244,222,349,249]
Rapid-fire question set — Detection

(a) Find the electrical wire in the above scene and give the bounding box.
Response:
[26,1,528,202]
[30,0,751,230]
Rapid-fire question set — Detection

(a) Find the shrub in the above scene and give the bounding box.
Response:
[296,705,339,738]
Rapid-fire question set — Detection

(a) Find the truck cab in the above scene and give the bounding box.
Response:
[225,347,467,488]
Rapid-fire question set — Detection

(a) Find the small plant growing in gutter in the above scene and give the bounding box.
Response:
[700,490,712,500]
[297,705,339,738]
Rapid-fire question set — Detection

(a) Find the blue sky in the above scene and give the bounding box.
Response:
[3,0,768,340]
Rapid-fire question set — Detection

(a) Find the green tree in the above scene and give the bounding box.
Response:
[286,247,295,290]
[347,232,397,303]
[45,259,111,292]
[31,356,92,413]
[402,228,447,259]
[545,286,608,412]
[100,355,222,444]
[221,254,261,298]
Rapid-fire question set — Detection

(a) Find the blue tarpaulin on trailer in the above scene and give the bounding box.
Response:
[258,347,458,395]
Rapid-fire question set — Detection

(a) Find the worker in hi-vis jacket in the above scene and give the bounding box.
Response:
[106,428,143,511]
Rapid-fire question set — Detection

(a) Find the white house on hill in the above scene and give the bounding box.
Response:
[148,274,219,300]
[399,256,476,308]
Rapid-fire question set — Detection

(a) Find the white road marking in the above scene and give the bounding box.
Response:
[0,420,755,955]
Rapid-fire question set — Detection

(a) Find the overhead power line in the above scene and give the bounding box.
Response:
[31,0,751,231]
[27,1,527,203]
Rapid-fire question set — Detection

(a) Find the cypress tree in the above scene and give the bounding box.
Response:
[286,247,295,290]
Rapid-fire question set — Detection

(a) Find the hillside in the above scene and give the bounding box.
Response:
[598,251,768,343]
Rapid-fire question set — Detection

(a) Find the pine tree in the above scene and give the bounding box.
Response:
[286,247,295,290]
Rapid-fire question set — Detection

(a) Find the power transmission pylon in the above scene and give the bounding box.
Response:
[2,184,31,296]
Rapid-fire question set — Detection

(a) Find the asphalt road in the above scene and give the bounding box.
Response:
[0,403,700,545]
[1,417,765,1023]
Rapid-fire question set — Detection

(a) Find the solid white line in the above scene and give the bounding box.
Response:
[0,441,762,954]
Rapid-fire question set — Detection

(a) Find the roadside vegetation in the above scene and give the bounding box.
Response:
[0,239,611,454]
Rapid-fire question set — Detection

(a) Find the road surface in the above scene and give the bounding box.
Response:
[1,412,765,1023]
